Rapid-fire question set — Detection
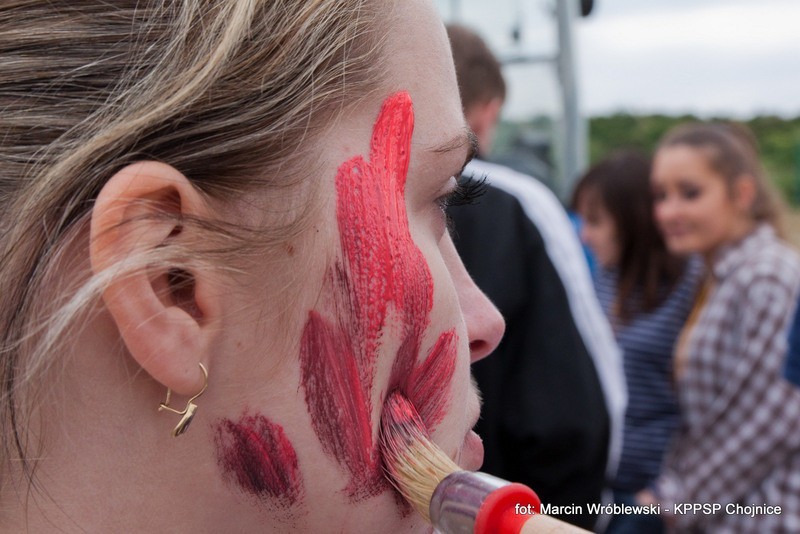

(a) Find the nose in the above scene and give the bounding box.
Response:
[461,280,505,363]
[444,240,505,364]
[653,196,678,227]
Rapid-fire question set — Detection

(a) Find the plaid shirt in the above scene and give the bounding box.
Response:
[656,224,800,533]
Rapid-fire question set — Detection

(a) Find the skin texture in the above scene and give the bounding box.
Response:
[8,1,504,532]
[651,145,754,260]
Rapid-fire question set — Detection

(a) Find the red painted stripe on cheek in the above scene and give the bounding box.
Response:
[300,92,459,500]
[214,414,303,507]
[407,329,458,430]
[299,310,379,498]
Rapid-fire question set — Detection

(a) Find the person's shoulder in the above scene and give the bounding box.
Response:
[742,235,800,279]
[715,226,798,285]
[728,236,800,302]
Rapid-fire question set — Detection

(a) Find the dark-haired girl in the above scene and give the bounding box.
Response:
[573,150,701,534]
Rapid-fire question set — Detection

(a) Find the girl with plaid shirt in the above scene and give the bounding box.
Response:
[640,122,800,533]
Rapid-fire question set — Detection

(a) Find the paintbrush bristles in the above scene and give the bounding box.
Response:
[380,391,460,522]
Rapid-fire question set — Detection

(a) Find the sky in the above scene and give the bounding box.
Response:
[435,0,800,119]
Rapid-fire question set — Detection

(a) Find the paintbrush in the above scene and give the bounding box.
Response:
[380,391,591,533]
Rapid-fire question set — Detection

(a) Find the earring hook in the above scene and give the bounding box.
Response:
[158,362,208,437]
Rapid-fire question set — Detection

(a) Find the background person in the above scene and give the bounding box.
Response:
[0,1,505,531]
[572,150,701,534]
[641,122,800,532]
[446,24,626,530]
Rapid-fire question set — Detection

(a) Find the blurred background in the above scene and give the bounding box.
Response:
[433,0,800,242]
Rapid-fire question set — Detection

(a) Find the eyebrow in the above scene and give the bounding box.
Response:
[428,128,479,175]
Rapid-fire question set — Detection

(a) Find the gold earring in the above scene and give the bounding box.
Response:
[158,362,208,437]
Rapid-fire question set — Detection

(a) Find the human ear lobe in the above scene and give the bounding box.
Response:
[89,161,220,396]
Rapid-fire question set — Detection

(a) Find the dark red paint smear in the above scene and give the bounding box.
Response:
[214,414,303,507]
[300,91,459,500]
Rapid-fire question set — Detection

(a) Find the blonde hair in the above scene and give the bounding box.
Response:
[0,0,387,481]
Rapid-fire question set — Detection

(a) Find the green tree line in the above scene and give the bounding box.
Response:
[589,114,800,205]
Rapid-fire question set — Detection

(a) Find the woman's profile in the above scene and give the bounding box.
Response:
[0,1,504,531]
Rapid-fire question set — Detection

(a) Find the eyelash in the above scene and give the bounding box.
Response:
[437,174,489,233]
[438,175,489,209]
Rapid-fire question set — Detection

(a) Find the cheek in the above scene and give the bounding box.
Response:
[702,208,737,244]
[418,239,482,442]
[388,222,465,443]
[606,234,620,259]
[600,225,616,248]
[584,225,610,254]
[413,222,463,326]
[294,92,461,503]
[581,226,598,247]
[688,195,728,234]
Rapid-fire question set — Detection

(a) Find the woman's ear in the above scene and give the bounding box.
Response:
[90,161,221,396]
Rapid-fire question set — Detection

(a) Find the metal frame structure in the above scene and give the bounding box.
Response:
[443,0,591,199]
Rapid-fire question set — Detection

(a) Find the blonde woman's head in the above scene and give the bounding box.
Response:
[0,0,505,531]
[1,0,384,490]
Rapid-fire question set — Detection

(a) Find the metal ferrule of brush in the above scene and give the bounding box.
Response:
[429,471,510,533]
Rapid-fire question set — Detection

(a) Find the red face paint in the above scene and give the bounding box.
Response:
[214,414,303,507]
[406,329,458,430]
[300,91,459,500]
[300,310,376,499]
